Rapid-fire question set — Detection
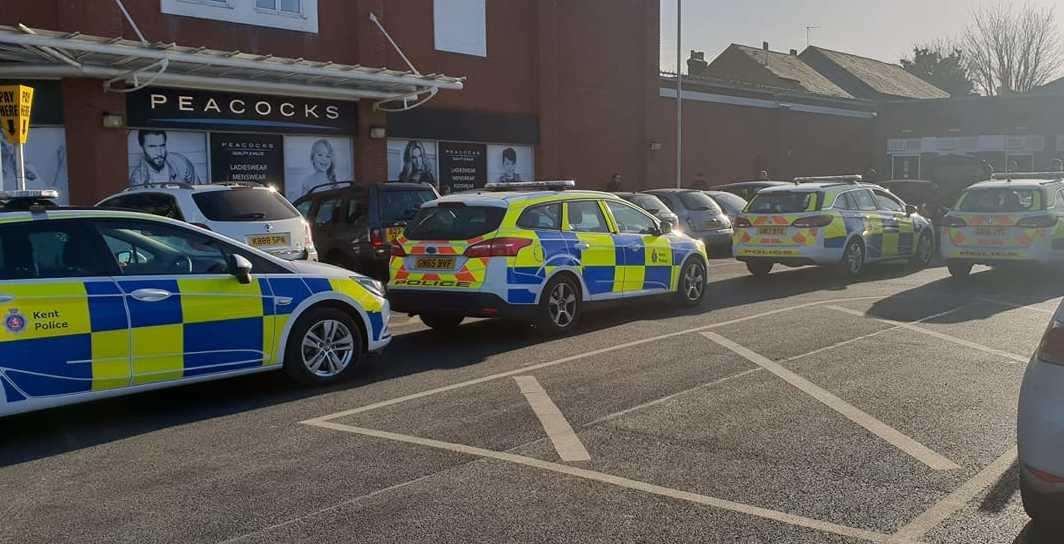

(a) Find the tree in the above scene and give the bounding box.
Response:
[962,3,1064,95]
[901,43,975,96]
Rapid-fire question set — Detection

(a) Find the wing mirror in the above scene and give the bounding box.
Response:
[905,204,919,216]
[658,220,674,235]
[230,254,253,284]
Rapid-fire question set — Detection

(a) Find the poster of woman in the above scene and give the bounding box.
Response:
[387,139,438,185]
[284,135,353,201]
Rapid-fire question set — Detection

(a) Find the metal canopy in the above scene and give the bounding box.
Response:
[0,24,465,103]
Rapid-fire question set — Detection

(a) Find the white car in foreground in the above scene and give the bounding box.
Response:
[1018,301,1064,528]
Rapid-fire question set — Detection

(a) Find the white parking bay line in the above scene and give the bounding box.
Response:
[888,446,1018,543]
[825,306,1029,364]
[514,376,591,462]
[307,420,891,543]
[700,331,961,471]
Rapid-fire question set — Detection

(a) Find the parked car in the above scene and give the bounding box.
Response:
[0,195,391,418]
[714,181,790,201]
[705,190,748,222]
[644,188,733,257]
[615,192,679,228]
[97,182,317,262]
[388,181,709,334]
[1018,299,1064,530]
[293,182,440,281]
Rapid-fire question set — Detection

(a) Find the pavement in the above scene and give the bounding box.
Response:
[2,259,1063,543]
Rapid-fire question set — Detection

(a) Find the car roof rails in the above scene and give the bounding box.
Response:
[0,189,61,212]
[482,180,576,192]
[125,182,197,192]
[793,175,864,185]
[211,181,266,188]
[305,181,355,195]
[989,172,1064,183]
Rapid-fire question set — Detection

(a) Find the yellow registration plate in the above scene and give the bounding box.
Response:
[415,257,456,270]
[247,233,290,248]
[976,227,1007,236]
[758,227,786,236]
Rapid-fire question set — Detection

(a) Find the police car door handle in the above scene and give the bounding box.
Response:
[574,242,590,250]
[130,288,173,303]
[0,295,13,304]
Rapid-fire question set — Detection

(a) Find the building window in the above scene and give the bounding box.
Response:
[161,0,317,33]
[434,0,487,57]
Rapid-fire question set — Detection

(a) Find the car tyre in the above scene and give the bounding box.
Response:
[536,274,581,335]
[676,258,708,306]
[284,306,364,386]
[747,262,773,278]
[910,232,934,269]
[947,261,973,278]
[420,313,465,332]
[841,238,866,278]
[1022,478,1064,532]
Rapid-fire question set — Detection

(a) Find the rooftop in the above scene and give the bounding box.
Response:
[802,47,950,100]
[731,44,853,99]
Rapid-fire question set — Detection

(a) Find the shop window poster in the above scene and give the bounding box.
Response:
[1,127,69,203]
[284,135,353,201]
[487,144,534,184]
[127,129,208,186]
[387,139,438,186]
[438,141,487,194]
[210,133,285,189]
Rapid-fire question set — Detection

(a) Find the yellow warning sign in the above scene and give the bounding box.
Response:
[0,85,34,145]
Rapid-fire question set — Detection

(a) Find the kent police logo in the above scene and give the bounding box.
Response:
[5,309,26,333]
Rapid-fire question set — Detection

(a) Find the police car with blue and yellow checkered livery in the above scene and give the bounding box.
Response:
[0,191,390,418]
[732,176,935,278]
[387,181,710,334]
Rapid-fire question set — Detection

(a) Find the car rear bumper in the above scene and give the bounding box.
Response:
[388,289,537,320]
[1019,358,1064,495]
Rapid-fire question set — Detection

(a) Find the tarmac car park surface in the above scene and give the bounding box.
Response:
[1,259,1060,544]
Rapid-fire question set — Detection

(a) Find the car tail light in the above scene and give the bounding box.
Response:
[370,228,385,248]
[1037,319,1064,366]
[464,237,533,258]
[391,244,408,257]
[792,215,833,228]
[192,223,212,231]
[1027,465,1064,484]
[1017,215,1058,229]
[942,215,967,227]
[734,217,752,228]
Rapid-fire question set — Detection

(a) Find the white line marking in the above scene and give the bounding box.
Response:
[977,297,1057,315]
[825,306,1029,363]
[588,368,764,426]
[514,376,591,462]
[700,331,961,471]
[302,296,887,424]
[780,305,974,363]
[888,446,1017,543]
[306,421,890,543]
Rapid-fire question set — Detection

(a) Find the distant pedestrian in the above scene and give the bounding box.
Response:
[605,173,623,192]
[1053,159,1063,172]
[863,168,879,182]
[1008,159,1020,173]
[758,170,770,181]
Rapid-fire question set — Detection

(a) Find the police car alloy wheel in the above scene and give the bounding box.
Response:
[538,275,580,334]
[842,239,866,277]
[677,259,707,306]
[285,307,364,385]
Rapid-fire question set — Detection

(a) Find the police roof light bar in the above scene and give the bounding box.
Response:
[793,175,863,185]
[483,180,576,191]
[0,189,59,200]
[990,172,1064,181]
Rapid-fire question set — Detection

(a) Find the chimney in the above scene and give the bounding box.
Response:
[790,49,798,56]
[687,50,708,76]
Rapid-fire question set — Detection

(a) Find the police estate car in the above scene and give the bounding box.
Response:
[732,176,934,278]
[387,181,710,334]
[941,173,1064,278]
[0,191,390,418]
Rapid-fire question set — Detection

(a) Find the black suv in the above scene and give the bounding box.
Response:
[293,182,439,280]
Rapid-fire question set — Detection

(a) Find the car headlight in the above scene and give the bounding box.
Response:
[354,276,385,297]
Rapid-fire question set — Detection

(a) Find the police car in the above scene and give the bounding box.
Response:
[941,173,1064,278]
[732,175,935,278]
[0,191,390,418]
[387,181,710,334]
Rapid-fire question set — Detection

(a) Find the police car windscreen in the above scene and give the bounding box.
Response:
[380,189,438,225]
[956,188,1043,213]
[747,191,820,214]
[192,190,300,221]
[405,206,506,240]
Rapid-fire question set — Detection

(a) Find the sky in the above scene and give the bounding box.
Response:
[660,0,1064,72]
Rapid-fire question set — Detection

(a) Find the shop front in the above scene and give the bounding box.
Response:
[0,79,69,202]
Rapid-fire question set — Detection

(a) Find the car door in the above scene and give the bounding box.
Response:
[850,189,887,261]
[0,219,130,407]
[605,200,672,294]
[565,199,617,298]
[96,219,274,385]
[873,189,914,257]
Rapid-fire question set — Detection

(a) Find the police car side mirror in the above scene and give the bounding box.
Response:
[230,254,253,284]
[905,204,918,216]
[658,220,673,235]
